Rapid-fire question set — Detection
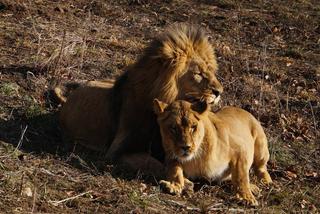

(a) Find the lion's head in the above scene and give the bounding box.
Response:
[127,23,223,108]
[153,99,209,162]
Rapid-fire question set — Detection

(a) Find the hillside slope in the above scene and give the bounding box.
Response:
[0,0,319,213]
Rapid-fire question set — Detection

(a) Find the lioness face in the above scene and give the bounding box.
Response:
[178,59,223,105]
[154,99,208,162]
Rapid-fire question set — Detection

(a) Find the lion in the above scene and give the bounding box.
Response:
[54,79,116,151]
[153,99,272,206]
[55,23,223,172]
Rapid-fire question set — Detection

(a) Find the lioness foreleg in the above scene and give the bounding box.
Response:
[231,158,258,206]
[160,160,187,195]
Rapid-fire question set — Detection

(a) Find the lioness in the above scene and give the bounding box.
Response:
[153,99,272,206]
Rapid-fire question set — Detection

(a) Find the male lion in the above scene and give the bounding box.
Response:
[54,80,116,151]
[153,99,272,206]
[55,23,223,172]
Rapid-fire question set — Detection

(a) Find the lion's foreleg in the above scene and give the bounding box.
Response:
[105,117,129,161]
[118,153,165,178]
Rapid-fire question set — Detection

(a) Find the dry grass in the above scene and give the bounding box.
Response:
[0,0,319,213]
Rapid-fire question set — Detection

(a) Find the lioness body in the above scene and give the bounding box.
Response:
[182,107,268,180]
[154,100,272,205]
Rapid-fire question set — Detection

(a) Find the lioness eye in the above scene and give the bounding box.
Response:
[194,74,203,83]
[191,124,197,132]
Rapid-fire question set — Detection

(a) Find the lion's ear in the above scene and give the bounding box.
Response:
[191,100,208,114]
[153,99,168,115]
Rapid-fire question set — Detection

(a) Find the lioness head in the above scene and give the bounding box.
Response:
[153,99,208,162]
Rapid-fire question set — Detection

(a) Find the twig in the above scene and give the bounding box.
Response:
[40,168,56,176]
[53,29,66,75]
[166,199,248,212]
[19,172,25,196]
[166,199,200,211]
[79,35,87,70]
[31,187,37,213]
[14,125,28,153]
[206,203,223,210]
[208,207,246,212]
[308,101,317,134]
[49,190,92,206]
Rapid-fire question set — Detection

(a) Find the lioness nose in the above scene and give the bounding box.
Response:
[212,89,221,97]
[182,146,191,151]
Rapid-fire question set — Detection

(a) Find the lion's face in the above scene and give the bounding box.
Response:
[153,99,208,162]
[177,58,223,105]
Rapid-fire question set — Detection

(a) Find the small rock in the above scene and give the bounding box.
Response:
[139,183,147,192]
[23,187,33,197]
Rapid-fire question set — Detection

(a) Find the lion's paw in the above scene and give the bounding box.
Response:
[160,180,183,195]
[184,178,194,192]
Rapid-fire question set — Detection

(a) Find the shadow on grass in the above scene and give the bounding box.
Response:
[0,109,162,184]
[0,111,65,156]
[0,64,47,77]
[0,63,164,186]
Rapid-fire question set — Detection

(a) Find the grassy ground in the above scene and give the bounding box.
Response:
[0,0,319,213]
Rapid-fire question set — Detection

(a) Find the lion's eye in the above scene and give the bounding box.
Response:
[191,124,197,133]
[194,74,203,83]
[170,126,178,135]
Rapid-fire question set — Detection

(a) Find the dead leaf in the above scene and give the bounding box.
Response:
[23,187,33,197]
[285,171,297,179]
[300,199,308,209]
[305,171,318,178]
[66,191,75,196]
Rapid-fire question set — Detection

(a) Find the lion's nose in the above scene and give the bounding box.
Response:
[181,146,191,152]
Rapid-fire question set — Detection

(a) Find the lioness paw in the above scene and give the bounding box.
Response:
[160,180,183,195]
[250,184,261,196]
[236,192,259,206]
[260,174,273,185]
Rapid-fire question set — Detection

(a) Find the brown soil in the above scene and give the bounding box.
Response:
[0,0,319,213]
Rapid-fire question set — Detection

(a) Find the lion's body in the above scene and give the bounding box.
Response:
[55,23,223,172]
[57,80,116,151]
[154,100,272,205]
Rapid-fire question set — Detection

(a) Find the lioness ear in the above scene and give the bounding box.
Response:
[153,99,168,115]
[191,100,208,114]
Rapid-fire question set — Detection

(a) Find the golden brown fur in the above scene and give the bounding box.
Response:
[154,99,272,206]
[56,80,116,151]
[55,23,223,172]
